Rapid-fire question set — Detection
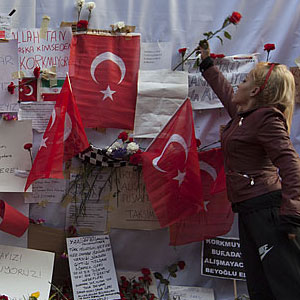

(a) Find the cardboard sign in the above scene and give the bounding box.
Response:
[0,244,55,300]
[201,236,246,281]
[67,235,120,300]
[187,54,258,109]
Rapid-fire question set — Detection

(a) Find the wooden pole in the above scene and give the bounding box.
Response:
[233,279,238,299]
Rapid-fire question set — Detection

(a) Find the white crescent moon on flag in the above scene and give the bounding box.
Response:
[199,161,217,181]
[49,108,56,130]
[152,134,188,173]
[64,112,72,141]
[24,84,33,96]
[90,52,126,85]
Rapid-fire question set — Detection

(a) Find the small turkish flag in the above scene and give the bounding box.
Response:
[19,78,37,102]
[142,99,203,227]
[169,148,234,246]
[69,34,140,129]
[25,75,89,191]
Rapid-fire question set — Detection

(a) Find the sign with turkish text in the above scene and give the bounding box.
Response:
[201,236,246,281]
[11,28,72,77]
[67,235,120,300]
[187,54,258,109]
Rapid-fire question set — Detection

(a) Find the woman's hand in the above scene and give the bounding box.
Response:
[199,39,210,60]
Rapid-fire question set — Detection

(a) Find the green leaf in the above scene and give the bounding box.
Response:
[161,279,170,285]
[203,31,213,38]
[224,31,231,40]
[154,272,163,280]
[170,272,177,278]
[216,35,223,45]
[168,263,178,273]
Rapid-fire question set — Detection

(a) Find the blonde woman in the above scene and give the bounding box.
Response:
[199,42,300,300]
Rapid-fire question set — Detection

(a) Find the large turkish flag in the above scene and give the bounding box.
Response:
[69,34,140,129]
[169,148,234,245]
[25,76,89,191]
[142,99,204,227]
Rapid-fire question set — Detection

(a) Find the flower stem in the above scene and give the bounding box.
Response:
[173,47,198,71]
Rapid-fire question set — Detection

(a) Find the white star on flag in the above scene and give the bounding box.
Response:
[101,85,116,101]
[204,201,210,212]
[39,137,48,150]
[173,170,186,185]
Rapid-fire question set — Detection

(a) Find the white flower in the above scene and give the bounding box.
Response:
[75,0,85,9]
[115,21,125,30]
[86,2,96,11]
[127,142,139,154]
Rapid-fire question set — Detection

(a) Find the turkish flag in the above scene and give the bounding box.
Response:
[25,76,89,191]
[142,99,203,227]
[169,148,234,246]
[69,34,140,129]
[19,78,37,102]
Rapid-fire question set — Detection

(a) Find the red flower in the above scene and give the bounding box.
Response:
[178,47,187,55]
[178,261,186,270]
[24,143,33,150]
[0,296,9,300]
[120,276,127,282]
[118,131,128,142]
[264,43,275,52]
[216,54,225,58]
[128,137,134,142]
[137,288,146,295]
[7,82,16,94]
[149,294,155,300]
[77,19,89,29]
[141,268,151,276]
[68,225,77,235]
[129,151,142,165]
[229,11,242,24]
[33,66,41,78]
[143,275,152,283]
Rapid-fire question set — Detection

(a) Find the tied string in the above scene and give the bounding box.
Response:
[258,63,278,93]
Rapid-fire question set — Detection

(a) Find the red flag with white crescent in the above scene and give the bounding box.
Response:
[25,76,89,191]
[69,34,140,129]
[169,148,234,246]
[18,78,37,102]
[141,99,204,227]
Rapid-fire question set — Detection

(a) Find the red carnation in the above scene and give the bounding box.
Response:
[229,11,242,24]
[264,43,275,52]
[7,82,16,94]
[118,131,128,142]
[33,66,41,78]
[141,267,151,276]
[128,137,134,142]
[77,19,89,30]
[178,260,186,270]
[24,143,32,150]
[178,47,187,55]
[264,43,275,62]
[129,150,142,165]
[0,296,8,300]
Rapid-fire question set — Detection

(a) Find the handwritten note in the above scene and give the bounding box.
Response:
[18,102,55,133]
[187,54,258,109]
[24,178,66,203]
[67,235,120,300]
[0,39,18,112]
[0,14,12,39]
[140,42,172,70]
[65,202,107,233]
[168,285,215,300]
[0,120,32,192]
[0,244,55,300]
[11,28,72,77]
[107,167,160,230]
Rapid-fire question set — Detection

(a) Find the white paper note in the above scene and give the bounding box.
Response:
[0,244,55,300]
[18,102,55,133]
[0,120,32,192]
[169,285,215,300]
[67,235,120,300]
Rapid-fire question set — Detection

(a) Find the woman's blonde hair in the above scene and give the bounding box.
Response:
[251,62,295,133]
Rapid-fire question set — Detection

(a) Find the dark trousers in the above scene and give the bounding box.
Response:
[238,205,300,300]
